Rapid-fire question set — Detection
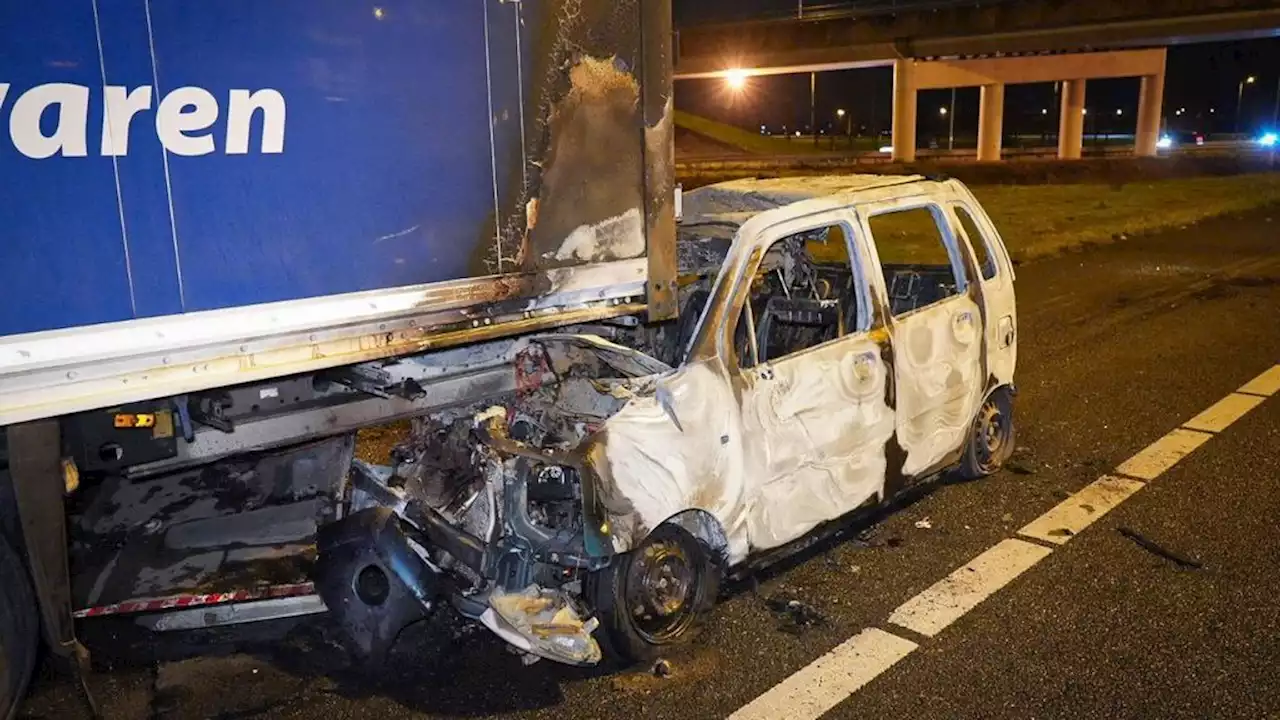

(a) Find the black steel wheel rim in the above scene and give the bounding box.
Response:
[975,398,1009,470]
[624,540,699,644]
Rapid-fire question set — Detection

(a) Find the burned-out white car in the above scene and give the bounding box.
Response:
[318,174,1018,666]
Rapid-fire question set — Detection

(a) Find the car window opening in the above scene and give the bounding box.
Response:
[869,205,968,316]
[737,223,863,367]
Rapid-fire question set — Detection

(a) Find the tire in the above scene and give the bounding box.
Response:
[958,387,1016,480]
[0,535,38,720]
[585,524,719,665]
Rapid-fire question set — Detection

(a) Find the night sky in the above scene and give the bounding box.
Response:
[672,1,1280,141]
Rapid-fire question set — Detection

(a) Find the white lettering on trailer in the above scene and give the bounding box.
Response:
[102,85,153,156]
[8,82,90,158]
[0,83,285,158]
[226,89,286,154]
[156,86,219,156]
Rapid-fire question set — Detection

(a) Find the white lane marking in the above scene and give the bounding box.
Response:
[1183,392,1267,433]
[727,628,918,720]
[1238,364,1280,397]
[887,539,1052,638]
[1114,427,1213,481]
[1018,475,1146,546]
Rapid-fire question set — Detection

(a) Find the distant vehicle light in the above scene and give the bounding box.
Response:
[1258,132,1278,147]
[879,145,893,153]
[1156,135,1173,149]
[1195,135,1205,146]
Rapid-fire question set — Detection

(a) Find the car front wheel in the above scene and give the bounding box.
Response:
[586,523,719,665]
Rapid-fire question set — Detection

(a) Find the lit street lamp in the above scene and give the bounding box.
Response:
[725,69,748,92]
[1237,75,1256,134]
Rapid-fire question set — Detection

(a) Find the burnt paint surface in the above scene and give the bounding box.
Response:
[511,0,674,277]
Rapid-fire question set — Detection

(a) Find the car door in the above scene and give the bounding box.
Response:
[732,212,896,551]
[947,188,1017,388]
[861,197,985,479]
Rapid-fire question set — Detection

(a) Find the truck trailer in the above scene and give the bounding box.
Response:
[1,0,678,713]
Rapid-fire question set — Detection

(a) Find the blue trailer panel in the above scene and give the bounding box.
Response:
[0,0,674,338]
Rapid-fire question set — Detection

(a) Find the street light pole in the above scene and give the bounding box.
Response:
[948,88,956,150]
[1272,73,1280,131]
[1237,75,1256,135]
[810,71,817,147]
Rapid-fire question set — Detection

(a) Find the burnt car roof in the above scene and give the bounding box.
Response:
[680,174,928,229]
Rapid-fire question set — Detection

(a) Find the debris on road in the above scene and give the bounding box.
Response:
[1117,526,1203,569]
[764,595,827,635]
[914,518,933,530]
[854,527,904,549]
[652,659,673,678]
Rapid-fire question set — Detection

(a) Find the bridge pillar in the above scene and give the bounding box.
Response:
[1135,69,1166,157]
[892,59,918,163]
[1058,79,1086,160]
[977,83,1005,161]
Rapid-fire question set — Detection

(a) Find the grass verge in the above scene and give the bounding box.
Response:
[969,174,1280,262]
[675,111,876,155]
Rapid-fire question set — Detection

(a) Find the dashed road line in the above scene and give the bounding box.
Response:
[1183,392,1268,433]
[887,539,1053,637]
[1114,427,1213,481]
[1238,364,1280,397]
[1018,475,1147,546]
[726,365,1277,719]
[727,629,918,720]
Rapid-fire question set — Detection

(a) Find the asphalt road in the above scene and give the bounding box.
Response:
[19,206,1280,720]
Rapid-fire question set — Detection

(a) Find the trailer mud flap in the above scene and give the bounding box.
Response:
[6,420,99,715]
[314,507,442,666]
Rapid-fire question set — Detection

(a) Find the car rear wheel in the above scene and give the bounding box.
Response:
[959,388,1015,480]
[0,532,38,720]
[586,523,719,665]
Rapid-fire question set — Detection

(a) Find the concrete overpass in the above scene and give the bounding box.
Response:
[674,0,1280,162]
[675,0,1280,78]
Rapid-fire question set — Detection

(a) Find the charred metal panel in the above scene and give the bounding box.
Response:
[642,0,679,320]
[503,0,674,289]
